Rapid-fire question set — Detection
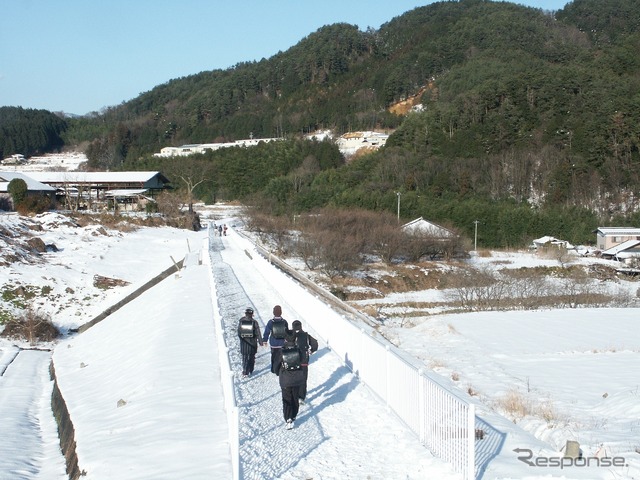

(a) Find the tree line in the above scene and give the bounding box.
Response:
[0,107,67,159]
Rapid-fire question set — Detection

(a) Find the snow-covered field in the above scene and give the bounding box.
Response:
[1,152,87,172]
[1,205,639,479]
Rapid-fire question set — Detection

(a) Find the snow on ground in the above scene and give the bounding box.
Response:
[0,211,203,332]
[0,152,87,172]
[1,205,639,479]
[53,250,232,480]
[392,310,640,459]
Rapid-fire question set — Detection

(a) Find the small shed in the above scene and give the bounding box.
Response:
[104,189,155,211]
[401,217,456,238]
[531,235,574,250]
[400,217,460,260]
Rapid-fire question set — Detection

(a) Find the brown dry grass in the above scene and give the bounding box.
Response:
[496,389,530,420]
[329,262,450,301]
[1,308,59,345]
[71,211,201,232]
[476,249,493,258]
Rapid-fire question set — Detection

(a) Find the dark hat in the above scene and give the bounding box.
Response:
[245,307,254,315]
[273,305,282,316]
[292,320,302,330]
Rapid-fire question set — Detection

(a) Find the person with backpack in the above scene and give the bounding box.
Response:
[290,320,318,404]
[262,305,289,374]
[237,307,263,377]
[276,329,305,430]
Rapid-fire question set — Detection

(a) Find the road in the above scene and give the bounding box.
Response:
[210,227,458,479]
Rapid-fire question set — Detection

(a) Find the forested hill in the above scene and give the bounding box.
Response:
[0,107,67,159]
[70,0,639,160]
[4,0,640,247]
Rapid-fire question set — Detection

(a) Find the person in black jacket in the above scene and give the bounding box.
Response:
[237,307,263,377]
[290,320,318,403]
[276,329,305,430]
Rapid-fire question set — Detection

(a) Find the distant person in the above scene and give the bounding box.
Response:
[218,225,223,236]
[237,307,263,377]
[290,320,318,404]
[223,224,228,236]
[276,329,305,430]
[262,305,289,374]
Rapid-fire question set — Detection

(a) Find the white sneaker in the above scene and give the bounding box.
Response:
[286,419,294,430]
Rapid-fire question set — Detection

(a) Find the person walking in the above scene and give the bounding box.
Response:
[276,330,305,430]
[237,307,263,377]
[290,320,318,404]
[262,305,288,374]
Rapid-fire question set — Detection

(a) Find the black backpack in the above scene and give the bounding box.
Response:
[239,319,254,338]
[271,319,287,339]
[295,331,310,363]
[281,345,302,370]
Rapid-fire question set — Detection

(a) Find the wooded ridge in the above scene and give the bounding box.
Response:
[2,0,639,247]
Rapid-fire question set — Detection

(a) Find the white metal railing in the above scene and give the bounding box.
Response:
[320,318,476,479]
[242,233,476,480]
[204,234,240,480]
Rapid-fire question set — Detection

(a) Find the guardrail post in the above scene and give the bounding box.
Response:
[467,403,475,480]
[385,345,391,406]
[418,369,426,444]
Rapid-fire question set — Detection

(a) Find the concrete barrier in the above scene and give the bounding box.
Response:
[50,362,83,480]
[78,259,184,333]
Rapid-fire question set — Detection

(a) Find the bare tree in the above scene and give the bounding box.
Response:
[163,158,214,213]
[291,155,320,193]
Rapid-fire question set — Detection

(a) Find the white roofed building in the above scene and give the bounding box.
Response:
[531,235,574,250]
[335,131,389,157]
[154,137,281,157]
[595,227,640,250]
[2,171,169,212]
[600,239,640,264]
[0,171,56,194]
[0,171,56,210]
[26,171,169,199]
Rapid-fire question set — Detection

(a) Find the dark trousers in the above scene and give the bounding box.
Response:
[270,347,282,374]
[241,351,256,375]
[299,366,309,400]
[281,385,301,421]
[240,340,257,375]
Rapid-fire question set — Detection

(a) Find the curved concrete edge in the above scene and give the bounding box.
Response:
[78,259,184,333]
[50,361,82,480]
[50,258,185,478]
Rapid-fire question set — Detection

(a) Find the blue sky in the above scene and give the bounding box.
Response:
[1,0,567,115]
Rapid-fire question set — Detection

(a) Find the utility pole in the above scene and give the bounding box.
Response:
[473,220,479,251]
[396,192,401,223]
